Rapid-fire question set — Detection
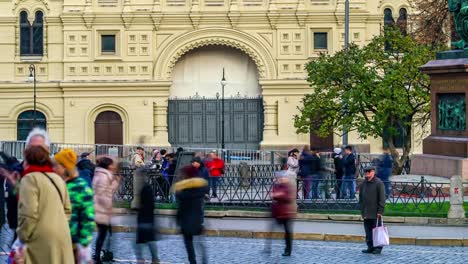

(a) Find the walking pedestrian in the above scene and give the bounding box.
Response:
[204,151,225,198]
[132,146,146,209]
[93,157,120,264]
[77,151,95,188]
[377,147,393,198]
[17,145,74,263]
[341,146,357,199]
[54,148,95,264]
[174,165,209,264]
[359,166,386,254]
[266,172,297,256]
[332,148,344,199]
[135,180,160,264]
[0,152,21,245]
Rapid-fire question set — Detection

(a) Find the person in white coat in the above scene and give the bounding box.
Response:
[286,149,300,178]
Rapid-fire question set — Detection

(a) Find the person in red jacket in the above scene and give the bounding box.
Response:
[204,151,225,198]
[265,171,297,257]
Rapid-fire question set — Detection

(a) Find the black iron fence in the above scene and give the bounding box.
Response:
[115,167,450,213]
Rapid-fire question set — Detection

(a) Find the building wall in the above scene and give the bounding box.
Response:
[0,0,418,153]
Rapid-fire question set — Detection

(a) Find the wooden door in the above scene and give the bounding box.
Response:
[94,111,123,145]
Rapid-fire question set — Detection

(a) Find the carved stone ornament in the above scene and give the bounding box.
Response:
[12,0,50,12]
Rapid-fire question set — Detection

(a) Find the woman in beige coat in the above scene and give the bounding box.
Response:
[93,157,120,264]
[17,145,74,264]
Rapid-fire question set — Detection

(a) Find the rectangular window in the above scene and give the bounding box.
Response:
[101,35,116,53]
[314,32,328,50]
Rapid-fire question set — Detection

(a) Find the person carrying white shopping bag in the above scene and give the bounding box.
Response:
[358,166,386,255]
[373,216,390,248]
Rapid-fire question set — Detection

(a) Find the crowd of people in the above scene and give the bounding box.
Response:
[0,128,228,264]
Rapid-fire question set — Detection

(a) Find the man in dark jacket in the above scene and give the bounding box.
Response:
[341,146,356,199]
[77,152,95,187]
[377,147,393,198]
[359,166,386,255]
[332,148,344,199]
[175,165,209,264]
[136,181,159,263]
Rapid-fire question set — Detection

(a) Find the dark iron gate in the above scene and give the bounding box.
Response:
[168,97,264,149]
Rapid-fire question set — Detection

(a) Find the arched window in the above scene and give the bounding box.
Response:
[17,110,47,141]
[397,8,408,36]
[384,8,395,29]
[19,10,44,56]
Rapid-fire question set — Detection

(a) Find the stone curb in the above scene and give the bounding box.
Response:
[109,226,468,247]
[112,208,468,226]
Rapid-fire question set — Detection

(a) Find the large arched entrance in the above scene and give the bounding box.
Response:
[168,45,264,149]
[94,111,123,145]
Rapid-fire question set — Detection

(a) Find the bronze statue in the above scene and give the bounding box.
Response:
[449,0,468,49]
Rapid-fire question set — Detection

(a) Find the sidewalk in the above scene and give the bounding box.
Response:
[111,214,468,247]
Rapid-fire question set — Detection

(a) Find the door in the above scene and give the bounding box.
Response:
[94,111,123,145]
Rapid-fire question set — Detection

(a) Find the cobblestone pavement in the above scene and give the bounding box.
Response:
[1,227,467,264]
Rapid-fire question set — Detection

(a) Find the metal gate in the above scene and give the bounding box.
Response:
[168,97,264,149]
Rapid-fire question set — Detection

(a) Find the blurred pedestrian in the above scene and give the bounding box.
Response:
[25,128,51,149]
[132,146,146,209]
[77,151,95,188]
[174,165,209,264]
[93,157,120,264]
[286,149,300,178]
[54,148,95,264]
[298,146,312,199]
[332,148,344,199]
[135,180,160,264]
[359,166,386,254]
[17,145,74,263]
[265,171,297,257]
[341,146,357,199]
[377,147,393,198]
[204,151,224,198]
[0,152,21,245]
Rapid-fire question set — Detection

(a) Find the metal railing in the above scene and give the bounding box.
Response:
[115,167,450,213]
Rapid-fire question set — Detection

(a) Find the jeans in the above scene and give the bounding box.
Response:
[377,174,392,198]
[310,175,321,199]
[364,218,383,252]
[302,178,312,199]
[340,174,356,199]
[210,177,220,197]
[135,241,159,262]
[183,234,207,264]
[265,218,293,254]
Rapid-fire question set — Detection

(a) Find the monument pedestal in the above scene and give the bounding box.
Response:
[416,57,468,180]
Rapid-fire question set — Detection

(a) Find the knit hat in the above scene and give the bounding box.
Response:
[54,148,77,170]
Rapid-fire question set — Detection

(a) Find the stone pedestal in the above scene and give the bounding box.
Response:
[416,57,468,180]
[448,175,465,219]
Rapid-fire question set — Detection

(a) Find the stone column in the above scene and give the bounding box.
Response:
[262,99,279,145]
[153,100,170,146]
[448,175,465,223]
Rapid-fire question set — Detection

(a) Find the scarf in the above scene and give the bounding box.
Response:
[22,164,54,177]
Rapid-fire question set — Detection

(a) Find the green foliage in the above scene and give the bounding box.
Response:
[295,29,438,170]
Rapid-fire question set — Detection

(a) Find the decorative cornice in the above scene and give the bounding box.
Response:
[13,0,50,12]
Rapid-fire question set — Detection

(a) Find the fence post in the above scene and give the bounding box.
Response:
[448,175,465,222]
[270,151,274,165]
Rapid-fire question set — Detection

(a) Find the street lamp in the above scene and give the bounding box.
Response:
[220,68,227,150]
[342,0,350,146]
[28,64,37,128]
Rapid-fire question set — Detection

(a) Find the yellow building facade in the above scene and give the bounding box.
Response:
[0,0,417,152]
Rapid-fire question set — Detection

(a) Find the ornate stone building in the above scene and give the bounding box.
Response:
[0,0,415,152]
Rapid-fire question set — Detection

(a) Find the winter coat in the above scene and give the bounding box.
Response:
[286,157,299,177]
[17,171,74,264]
[377,153,393,180]
[299,152,320,178]
[6,181,18,229]
[92,167,119,225]
[332,153,344,179]
[271,180,297,219]
[0,178,5,227]
[343,153,356,176]
[204,158,225,177]
[175,177,209,235]
[77,158,95,187]
[358,177,386,219]
[67,176,95,246]
[137,184,158,243]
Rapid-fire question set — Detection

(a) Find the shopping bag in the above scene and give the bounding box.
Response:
[372,217,389,247]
